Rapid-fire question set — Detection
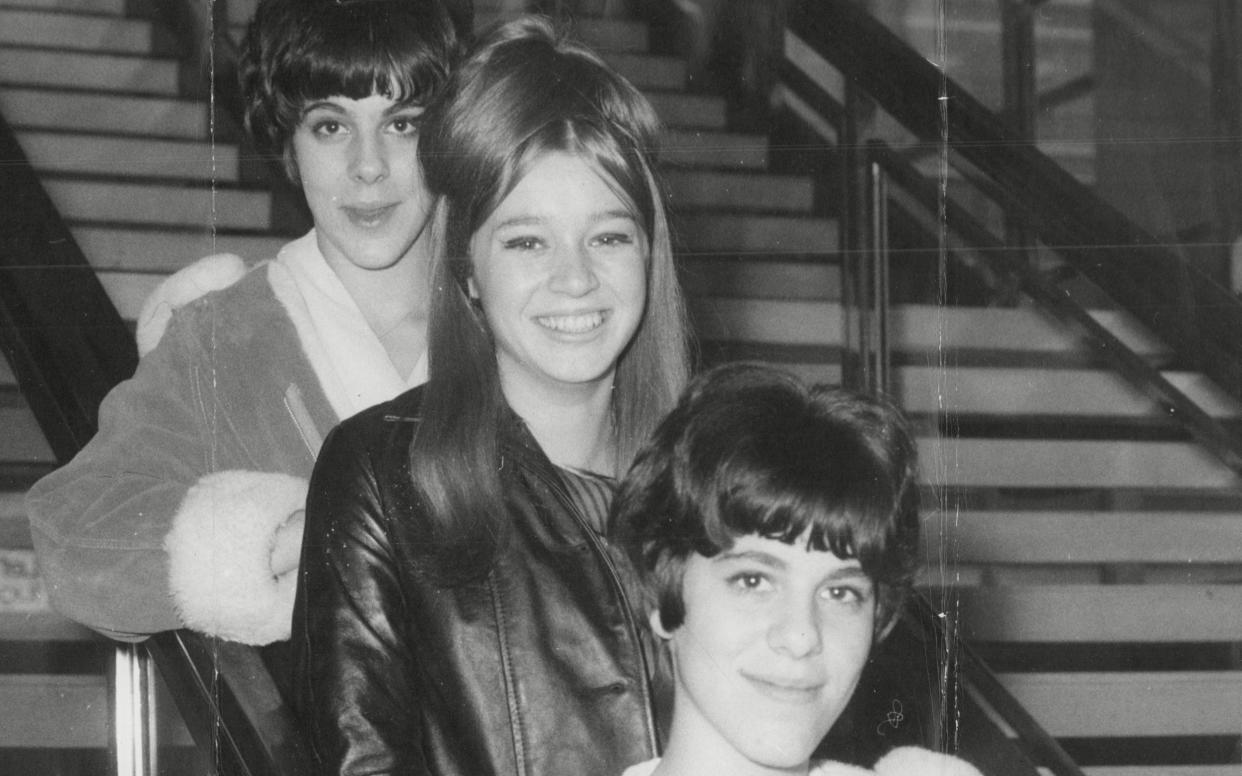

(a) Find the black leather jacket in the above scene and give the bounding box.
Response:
[292,388,661,776]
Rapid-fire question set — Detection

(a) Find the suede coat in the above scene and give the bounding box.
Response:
[26,242,386,644]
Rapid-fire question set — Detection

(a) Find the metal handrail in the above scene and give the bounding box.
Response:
[0,109,147,775]
[784,0,1242,475]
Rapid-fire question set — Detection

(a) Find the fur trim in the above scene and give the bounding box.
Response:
[874,747,984,776]
[166,470,307,645]
[137,253,247,357]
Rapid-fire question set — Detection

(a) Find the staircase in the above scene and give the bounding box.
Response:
[1,0,1240,774]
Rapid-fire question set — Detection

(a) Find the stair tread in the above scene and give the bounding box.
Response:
[943,510,1242,564]
[958,585,1242,642]
[998,671,1242,738]
[920,436,1241,490]
[0,0,128,13]
[72,226,288,275]
[0,45,179,95]
[0,86,209,139]
[0,7,153,54]
[17,130,241,182]
[0,673,108,748]
[44,179,271,230]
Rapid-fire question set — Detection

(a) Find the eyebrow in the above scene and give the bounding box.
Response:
[299,99,425,119]
[712,550,869,582]
[492,209,636,232]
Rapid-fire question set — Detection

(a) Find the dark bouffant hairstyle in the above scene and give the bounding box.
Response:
[407,15,691,583]
[613,363,920,638]
[239,0,460,179]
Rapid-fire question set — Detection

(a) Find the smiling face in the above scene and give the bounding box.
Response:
[467,151,648,404]
[660,534,876,775]
[291,93,434,275]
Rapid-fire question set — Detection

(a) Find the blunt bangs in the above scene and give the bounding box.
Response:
[613,364,919,635]
[701,420,904,580]
[243,0,457,157]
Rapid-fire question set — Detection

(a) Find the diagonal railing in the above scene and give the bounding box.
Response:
[785,0,1242,475]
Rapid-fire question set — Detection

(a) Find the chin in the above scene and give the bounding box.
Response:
[736,730,821,769]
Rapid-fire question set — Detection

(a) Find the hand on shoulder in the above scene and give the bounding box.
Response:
[137,253,247,356]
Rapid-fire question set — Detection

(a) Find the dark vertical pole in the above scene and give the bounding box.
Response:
[840,79,867,392]
[1001,0,1036,272]
[1211,0,1242,291]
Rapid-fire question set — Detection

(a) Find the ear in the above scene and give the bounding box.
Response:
[648,608,673,640]
[466,276,480,301]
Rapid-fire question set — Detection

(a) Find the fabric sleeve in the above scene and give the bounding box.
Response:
[292,424,427,775]
[25,308,300,643]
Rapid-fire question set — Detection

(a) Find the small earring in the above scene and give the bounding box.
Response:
[648,609,673,640]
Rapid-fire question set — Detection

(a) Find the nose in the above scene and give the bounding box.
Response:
[349,131,389,184]
[548,243,600,296]
[767,597,823,658]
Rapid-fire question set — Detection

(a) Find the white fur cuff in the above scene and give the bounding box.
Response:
[874,747,985,776]
[166,470,308,645]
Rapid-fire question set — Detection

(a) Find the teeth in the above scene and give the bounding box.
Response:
[538,312,605,334]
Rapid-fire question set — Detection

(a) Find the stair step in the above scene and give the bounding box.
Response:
[44,179,271,230]
[1,0,127,13]
[690,301,1171,359]
[474,11,649,53]
[679,257,839,302]
[0,674,107,747]
[0,87,208,139]
[601,51,685,90]
[0,610,96,642]
[677,213,836,255]
[0,45,179,95]
[959,585,1242,643]
[0,8,153,54]
[1083,768,1242,776]
[17,131,240,182]
[648,91,728,130]
[922,437,1241,490]
[946,510,1242,565]
[1000,671,1242,737]
[664,168,814,213]
[897,366,1242,418]
[1,494,32,549]
[72,226,286,275]
[0,408,55,464]
[662,128,769,170]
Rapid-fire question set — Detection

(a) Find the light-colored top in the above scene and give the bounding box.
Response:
[620,747,986,776]
[270,229,426,420]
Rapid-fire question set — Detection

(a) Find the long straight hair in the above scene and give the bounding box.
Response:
[409,16,692,583]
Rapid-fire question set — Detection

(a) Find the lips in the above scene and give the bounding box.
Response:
[536,311,607,334]
[342,202,397,228]
[743,672,825,704]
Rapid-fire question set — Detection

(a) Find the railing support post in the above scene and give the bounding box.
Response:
[863,148,892,397]
[113,643,157,776]
[1001,0,1037,273]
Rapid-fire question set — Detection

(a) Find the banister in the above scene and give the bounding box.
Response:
[784,0,1242,474]
[867,140,1242,474]
[787,0,1242,365]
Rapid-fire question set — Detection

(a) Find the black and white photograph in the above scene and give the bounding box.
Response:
[1,0,1240,774]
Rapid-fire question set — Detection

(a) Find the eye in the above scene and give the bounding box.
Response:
[389,115,420,135]
[820,583,872,607]
[592,232,634,248]
[727,571,773,594]
[502,236,543,251]
[310,119,344,137]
